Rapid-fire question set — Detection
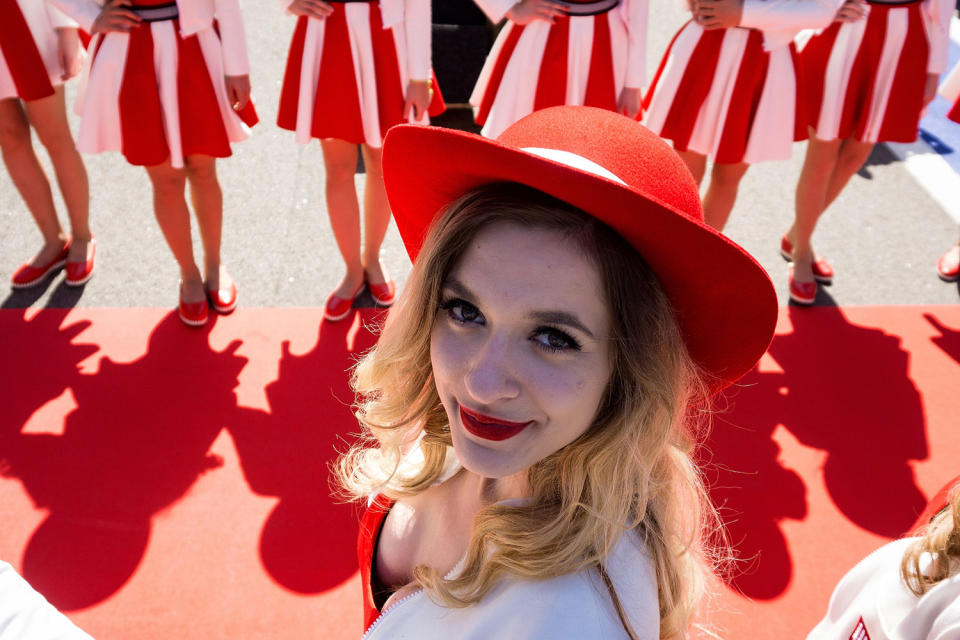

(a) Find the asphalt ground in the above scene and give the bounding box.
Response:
[2,0,959,310]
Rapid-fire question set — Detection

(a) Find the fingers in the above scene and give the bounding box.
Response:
[402,97,413,121]
[293,0,334,18]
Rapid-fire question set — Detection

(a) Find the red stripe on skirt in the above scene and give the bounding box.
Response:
[276,16,309,131]
[642,21,685,112]
[876,3,927,141]
[790,43,808,142]
[533,16,570,112]
[798,21,841,135]
[714,30,768,164]
[583,13,617,113]
[657,27,723,153]
[115,20,233,166]
[948,99,960,124]
[475,24,525,126]
[310,11,366,143]
[841,7,884,141]
[0,0,55,101]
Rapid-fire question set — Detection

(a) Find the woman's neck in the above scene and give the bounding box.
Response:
[453,466,531,509]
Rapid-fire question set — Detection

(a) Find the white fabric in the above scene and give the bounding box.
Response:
[469,0,648,140]
[73,22,250,168]
[284,2,432,147]
[0,1,76,100]
[923,0,954,74]
[806,538,960,640]
[49,0,251,75]
[0,561,94,640]
[940,62,960,104]
[643,23,800,163]
[363,527,660,640]
[740,0,840,50]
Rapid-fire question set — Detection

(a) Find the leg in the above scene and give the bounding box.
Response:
[822,138,874,210]
[183,154,229,291]
[702,162,750,231]
[789,132,843,282]
[320,138,365,298]
[676,150,707,186]
[23,87,91,263]
[0,97,67,266]
[359,144,391,285]
[144,161,204,303]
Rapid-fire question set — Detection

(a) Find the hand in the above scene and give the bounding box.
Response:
[288,0,334,19]
[55,27,85,80]
[225,75,251,112]
[506,0,566,25]
[923,73,938,109]
[404,79,432,121]
[833,0,867,23]
[692,0,743,29]
[91,0,141,33]
[618,87,643,120]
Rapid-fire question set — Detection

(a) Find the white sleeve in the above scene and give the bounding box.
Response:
[404,0,432,81]
[45,3,79,29]
[214,0,251,76]
[0,562,94,640]
[46,0,101,33]
[923,0,953,74]
[624,0,649,89]
[473,0,519,24]
[739,0,841,33]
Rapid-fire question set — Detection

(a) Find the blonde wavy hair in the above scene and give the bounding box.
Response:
[901,483,960,597]
[337,183,719,639]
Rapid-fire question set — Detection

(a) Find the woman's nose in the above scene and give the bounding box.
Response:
[463,333,521,405]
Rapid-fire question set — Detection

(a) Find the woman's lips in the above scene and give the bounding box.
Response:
[459,405,533,441]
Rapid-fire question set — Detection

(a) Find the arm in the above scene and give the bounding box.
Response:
[923,0,953,74]
[47,0,102,32]
[213,0,250,76]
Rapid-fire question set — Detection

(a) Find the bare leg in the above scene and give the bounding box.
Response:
[24,87,91,263]
[790,132,843,283]
[676,150,707,187]
[359,144,391,285]
[0,97,67,266]
[822,138,874,210]
[702,161,750,231]
[144,161,204,303]
[184,154,231,292]
[320,138,365,298]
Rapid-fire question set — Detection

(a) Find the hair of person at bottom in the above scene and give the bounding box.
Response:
[901,484,960,596]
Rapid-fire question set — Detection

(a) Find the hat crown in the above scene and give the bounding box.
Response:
[497,107,704,224]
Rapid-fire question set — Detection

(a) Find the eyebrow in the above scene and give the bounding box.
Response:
[442,278,597,339]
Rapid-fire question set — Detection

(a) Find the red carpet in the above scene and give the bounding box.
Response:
[1,305,957,639]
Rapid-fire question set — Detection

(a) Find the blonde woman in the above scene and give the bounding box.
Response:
[807,477,960,639]
[338,106,778,638]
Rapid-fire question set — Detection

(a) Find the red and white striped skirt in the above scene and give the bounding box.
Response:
[470,12,627,140]
[277,4,443,147]
[939,61,960,124]
[799,1,930,143]
[76,19,256,168]
[643,23,805,165]
[0,0,65,101]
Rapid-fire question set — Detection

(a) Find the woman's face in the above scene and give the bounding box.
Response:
[431,221,614,479]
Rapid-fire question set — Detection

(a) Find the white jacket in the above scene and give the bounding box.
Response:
[0,561,93,640]
[362,527,660,640]
[48,0,250,75]
[807,538,960,640]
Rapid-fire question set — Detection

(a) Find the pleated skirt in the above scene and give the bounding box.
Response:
[0,0,65,101]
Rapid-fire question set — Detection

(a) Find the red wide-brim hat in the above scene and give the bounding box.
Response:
[382,106,777,393]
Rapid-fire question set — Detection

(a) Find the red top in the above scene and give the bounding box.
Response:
[357,495,394,633]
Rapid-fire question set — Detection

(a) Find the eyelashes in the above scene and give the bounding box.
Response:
[438,297,583,353]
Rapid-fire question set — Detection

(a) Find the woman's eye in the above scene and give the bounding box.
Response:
[532,328,582,353]
[440,298,483,325]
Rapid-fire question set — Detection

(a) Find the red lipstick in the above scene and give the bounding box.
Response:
[459,405,532,441]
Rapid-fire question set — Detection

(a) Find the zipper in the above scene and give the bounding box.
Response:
[360,589,424,640]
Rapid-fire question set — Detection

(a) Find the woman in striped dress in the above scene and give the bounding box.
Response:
[469,0,648,140]
[786,0,953,303]
[643,0,849,232]
[276,0,443,322]
[50,0,257,326]
[2,0,93,288]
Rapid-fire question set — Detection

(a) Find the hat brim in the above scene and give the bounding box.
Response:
[382,124,777,393]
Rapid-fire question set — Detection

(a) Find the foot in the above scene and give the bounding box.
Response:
[364,261,395,307]
[204,264,233,295]
[780,234,833,283]
[67,236,93,264]
[937,245,960,282]
[205,265,238,314]
[363,260,390,286]
[65,237,96,286]
[28,237,70,268]
[180,276,206,304]
[788,267,817,305]
[331,270,366,300]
